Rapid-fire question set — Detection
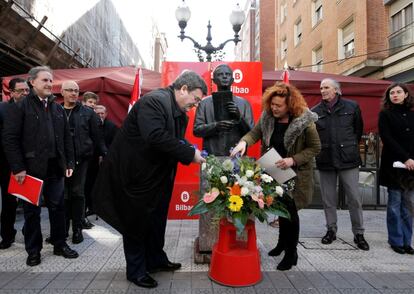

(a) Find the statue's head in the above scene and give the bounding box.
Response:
[212,64,234,89]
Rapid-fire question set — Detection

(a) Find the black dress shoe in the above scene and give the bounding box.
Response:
[354,234,370,251]
[404,245,414,254]
[391,245,406,254]
[82,218,94,229]
[128,274,158,288]
[72,229,84,244]
[53,244,79,258]
[321,230,336,244]
[0,239,14,250]
[148,261,182,273]
[26,253,41,266]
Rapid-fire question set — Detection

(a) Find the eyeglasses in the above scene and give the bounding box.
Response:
[63,88,80,94]
[12,88,30,94]
[191,93,202,104]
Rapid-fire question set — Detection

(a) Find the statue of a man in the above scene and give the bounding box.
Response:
[193,64,254,156]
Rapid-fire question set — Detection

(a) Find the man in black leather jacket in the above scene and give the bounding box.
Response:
[312,78,369,251]
[61,81,107,244]
[2,66,78,266]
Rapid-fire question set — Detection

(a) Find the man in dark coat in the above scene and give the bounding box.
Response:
[312,78,369,251]
[92,70,207,288]
[0,78,30,249]
[2,66,78,266]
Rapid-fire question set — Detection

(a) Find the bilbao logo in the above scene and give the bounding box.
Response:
[233,69,243,84]
[181,191,190,203]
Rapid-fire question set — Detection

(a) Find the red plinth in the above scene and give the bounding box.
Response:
[209,218,262,287]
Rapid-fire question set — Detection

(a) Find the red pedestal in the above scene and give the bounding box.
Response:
[209,218,262,287]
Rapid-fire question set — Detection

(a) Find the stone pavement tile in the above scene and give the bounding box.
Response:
[107,279,130,291]
[86,279,112,290]
[38,289,83,294]
[320,272,353,289]
[317,289,341,294]
[171,289,191,294]
[55,272,78,280]
[285,271,314,289]
[94,271,116,281]
[0,290,40,294]
[22,279,50,289]
[253,272,274,289]
[192,278,212,289]
[394,273,414,287]
[271,289,300,294]
[337,272,373,288]
[230,286,256,293]
[43,279,72,289]
[192,289,214,294]
[373,273,412,289]
[83,290,106,294]
[379,290,414,294]
[359,272,394,290]
[32,272,59,280]
[64,279,91,289]
[302,271,334,289]
[267,271,294,288]
[2,277,32,290]
[0,272,22,288]
[338,289,381,294]
[173,272,192,280]
[172,279,191,289]
[210,288,235,294]
[297,289,319,294]
[105,290,128,294]
[192,272,210,280]
[75,272,97,281]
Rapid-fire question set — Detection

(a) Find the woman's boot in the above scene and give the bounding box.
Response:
[268,217,287,256]
[277,249,298,271]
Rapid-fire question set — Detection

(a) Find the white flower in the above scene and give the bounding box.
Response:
[275,186,284,196]
[238,176,248,186]
[253,185,263,193]
[245,170,254,178]
[241,187,249,196]
[261,174,273,183]
[220,176,228,184]
[244,181,254,190]
[222,159,234,171]
[201,163,206,171]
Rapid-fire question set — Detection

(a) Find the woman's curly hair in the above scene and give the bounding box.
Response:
[262,82,308,117]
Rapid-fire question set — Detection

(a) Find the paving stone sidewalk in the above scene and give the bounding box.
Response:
[1,209,414,293]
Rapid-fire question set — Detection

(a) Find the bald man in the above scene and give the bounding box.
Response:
[61,81,107,244]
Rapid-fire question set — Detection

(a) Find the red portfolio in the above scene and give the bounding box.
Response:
[8,174,43,206]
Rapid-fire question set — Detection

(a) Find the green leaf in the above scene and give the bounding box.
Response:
[232,212,248,236]
[188,200,208,216]
[267,206,290,220]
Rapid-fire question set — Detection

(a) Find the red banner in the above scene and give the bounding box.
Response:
[162,62,262,219]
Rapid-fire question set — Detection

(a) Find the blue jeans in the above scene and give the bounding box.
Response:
[387,188,413,247]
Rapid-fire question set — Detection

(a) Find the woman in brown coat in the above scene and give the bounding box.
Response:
[231,82,321,270]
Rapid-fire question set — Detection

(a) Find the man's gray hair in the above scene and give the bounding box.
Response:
[172,70,208,95]
[321,78,342,95]
[28,66,53,83]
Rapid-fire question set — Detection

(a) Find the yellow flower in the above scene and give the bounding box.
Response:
[228,195,243,212]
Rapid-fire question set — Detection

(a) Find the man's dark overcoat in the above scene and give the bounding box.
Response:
[92,86,195,240]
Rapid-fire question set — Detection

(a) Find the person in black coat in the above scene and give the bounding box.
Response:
[2,66,78,266]
[92,70,207,288]
[0,78,30,249]
[379,82,414,255]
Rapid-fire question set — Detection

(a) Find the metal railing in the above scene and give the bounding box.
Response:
[388,21,414,54]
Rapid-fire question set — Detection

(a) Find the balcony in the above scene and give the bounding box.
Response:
[388,22,414,55]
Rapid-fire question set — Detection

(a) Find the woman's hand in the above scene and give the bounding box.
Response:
[230,141,247,157]
[404,158,414,171]
[276,157,295,169]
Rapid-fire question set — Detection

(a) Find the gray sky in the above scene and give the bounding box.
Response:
[114,0,248,63]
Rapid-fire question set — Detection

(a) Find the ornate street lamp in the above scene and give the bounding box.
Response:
[175,0,245,62]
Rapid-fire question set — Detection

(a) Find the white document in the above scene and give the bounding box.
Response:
[256,148,297,183]
[393,161,407,169]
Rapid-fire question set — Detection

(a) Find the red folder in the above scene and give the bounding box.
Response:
[8,174,43,206]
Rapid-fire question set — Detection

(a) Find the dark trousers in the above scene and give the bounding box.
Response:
[64,160,88,231]
[24,175,66,254]
[278,195,300,253]
[84,156,99,213]
[0,174,18,243]
[122,176,174,279]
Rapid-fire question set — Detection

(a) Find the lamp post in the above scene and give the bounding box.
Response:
[175,0,245,62]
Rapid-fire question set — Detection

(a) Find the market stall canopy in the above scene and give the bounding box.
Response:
[2,66,161,126]
[263,70,393,132]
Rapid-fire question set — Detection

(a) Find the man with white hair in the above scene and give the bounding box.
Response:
[312,78,369,251]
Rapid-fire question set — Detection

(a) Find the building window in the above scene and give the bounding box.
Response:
[294,18,302,46]
[391,4,413,33]
[312,46,323,72]
[339,20,355,59]
[281,37,287,60]
[280,3,287,24]
[312,0,323,27]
